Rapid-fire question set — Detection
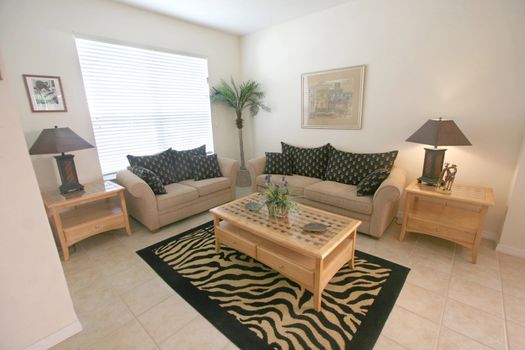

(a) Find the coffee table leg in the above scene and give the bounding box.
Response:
[313,258,323,311]
[348,230,356,269]
[213,215,220,252]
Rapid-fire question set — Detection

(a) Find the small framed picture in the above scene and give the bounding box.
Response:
[23,74,67,112]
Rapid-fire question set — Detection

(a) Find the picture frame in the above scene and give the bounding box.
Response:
[302,65,366,129]
[23,74,67,112]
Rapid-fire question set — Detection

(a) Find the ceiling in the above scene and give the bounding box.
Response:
[114,0,354,35]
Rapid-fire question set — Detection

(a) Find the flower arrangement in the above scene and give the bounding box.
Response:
[262,175,297,218]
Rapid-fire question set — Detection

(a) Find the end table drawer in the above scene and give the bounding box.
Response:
[65,216,124,244]
[257,246,314,289]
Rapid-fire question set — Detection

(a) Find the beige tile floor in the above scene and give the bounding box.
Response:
[51,191,525,350]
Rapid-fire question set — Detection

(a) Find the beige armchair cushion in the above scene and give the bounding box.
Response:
[180,177,231,197]
[304,181,373,215]
[157,183,198,212]
[255,174,323,196]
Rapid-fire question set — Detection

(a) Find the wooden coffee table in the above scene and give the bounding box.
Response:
[210,194,361,311]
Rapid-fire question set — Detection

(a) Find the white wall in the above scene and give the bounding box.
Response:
[0,0,241,191]
[241,0,525,238]
[498,133,525,257]
[0,55,81,349]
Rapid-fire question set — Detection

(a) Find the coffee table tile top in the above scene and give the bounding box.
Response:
[212,193,358,256]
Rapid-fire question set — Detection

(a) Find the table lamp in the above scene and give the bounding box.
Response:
[406,117,471,185]
[29,126,94,194]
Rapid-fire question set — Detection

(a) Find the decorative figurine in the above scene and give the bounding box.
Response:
[436,163,457,194]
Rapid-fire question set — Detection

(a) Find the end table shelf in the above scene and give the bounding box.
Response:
[42,181,131,261]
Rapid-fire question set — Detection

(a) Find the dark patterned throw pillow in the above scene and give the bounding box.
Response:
[127,149,177,185]
[264,152,292,175]
[324,148,356,184]
[356,168,390,196]
[129,166,167,195]
[281,142,331,179]
[325,148,398,185]
[170,145,207,181]
[192,154,223,181]
[348,151,398,185]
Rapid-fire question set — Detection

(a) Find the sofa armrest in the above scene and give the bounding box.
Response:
[116,169,155,200]
[247,156,266,192]
[218,156,240,189]
[369,166,407,237]
[115,169,161,231]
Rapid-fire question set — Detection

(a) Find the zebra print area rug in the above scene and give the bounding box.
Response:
[137,221,409,350]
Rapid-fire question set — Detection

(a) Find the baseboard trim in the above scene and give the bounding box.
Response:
[24,320,82,350]
[496,243,525,258]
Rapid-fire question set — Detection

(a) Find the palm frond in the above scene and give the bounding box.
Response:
[210,79,238,109]
[210,78,270,118]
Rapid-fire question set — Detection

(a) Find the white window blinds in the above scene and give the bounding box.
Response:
[75,38,214,174]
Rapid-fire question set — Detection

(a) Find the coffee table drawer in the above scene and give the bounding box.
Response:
[217,228,257,257]
[257,246,314,289]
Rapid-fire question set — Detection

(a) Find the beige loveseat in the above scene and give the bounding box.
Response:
[117,157,239,232]
[248,156,406,238]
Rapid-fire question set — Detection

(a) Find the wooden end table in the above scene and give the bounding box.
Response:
[42,180,132,261]
[400,181,494,263]
[210,194,361,311]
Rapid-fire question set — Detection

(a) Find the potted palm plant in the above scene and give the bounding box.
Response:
[210,78,270,186]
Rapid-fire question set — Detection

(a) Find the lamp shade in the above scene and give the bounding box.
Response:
[406,118,472,147]
[29,126,94,155]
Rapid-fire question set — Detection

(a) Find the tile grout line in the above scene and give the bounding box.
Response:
[498,253,510,350]
[434,240,456,350]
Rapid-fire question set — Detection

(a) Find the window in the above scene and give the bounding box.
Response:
[75,38,214,174]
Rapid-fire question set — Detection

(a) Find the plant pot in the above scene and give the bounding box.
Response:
[266,203,289,219]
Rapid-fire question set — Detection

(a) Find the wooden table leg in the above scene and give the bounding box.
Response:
[213,215,221,252]
[119,191,132,236]
[313,258,323,311]
[471,206,488,264]
[348,230,356,269]
[399,193,412,241]
[52,208,69,261]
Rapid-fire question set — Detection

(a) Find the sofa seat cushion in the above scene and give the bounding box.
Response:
[256,174,322,196]
[304,181,373,215]
[180,177,230,197]
[157,183,199,212]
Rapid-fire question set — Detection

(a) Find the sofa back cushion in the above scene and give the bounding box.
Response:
[129,166,167,195]
[325,148,398,185]
[192,154,223,181]
[170,145,206,181]
[264,152,292,175]
[127,149,177,185]
[281,142,331,179]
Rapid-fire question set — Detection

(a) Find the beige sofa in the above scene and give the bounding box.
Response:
[248,156,406,238]
[117,157,239,232]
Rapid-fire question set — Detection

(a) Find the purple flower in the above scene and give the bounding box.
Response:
[265,174,271,186]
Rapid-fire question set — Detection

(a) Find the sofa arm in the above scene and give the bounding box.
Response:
[369,166,407,237]
[218,156,240,190]
[115,169,161,231]
[247,156,266,192]
[116,169,155,200]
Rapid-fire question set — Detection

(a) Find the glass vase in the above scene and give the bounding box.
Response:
[266,203,289,219]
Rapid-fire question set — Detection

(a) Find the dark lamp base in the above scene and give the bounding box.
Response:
[54,153,84,194]
[418,148,446,185]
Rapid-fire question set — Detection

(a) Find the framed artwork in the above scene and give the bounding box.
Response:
[302,65,365,129]
[23,74,67,112]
